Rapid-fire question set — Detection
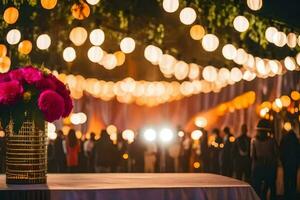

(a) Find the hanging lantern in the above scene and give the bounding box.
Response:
[3,7,19,24]
[188,63,200,80]
[233,48,248,65]
[222,44,237,60]
[144,45,163,63]
[202,66,218,82]
[296,52,300,66]
[162,0,179,13]
[233,16,249,32]
[179,7,196,25]
[101,54,118,70]
[0,56,11,73]
[71,2,90,20]
[255,57,268,76]
[120,37,135,54]
[265,27,278,43]
[36,34,51,50]
[202,34,219,52]
[273,32,287,47]
[41,0,57,9]
[69,27,88,46]
[174,61,189,80]
[88,46,104,63]
[230,67,242,82]
[243,70,256,81]
[245,54,255,69]
[158,54,176,75]
[268,60,280,74]
[247,0,263,11]
[0,44,7,57]
[284,56,296,71]
[114,51,126,66]
[18,40,32,55]
[287,33,297,48]
[218,68,230,83]
[89,29,105,46]
[63,47,76,62]
[86,0,100,5]
[6,29,21,45]
[190,25,205,40]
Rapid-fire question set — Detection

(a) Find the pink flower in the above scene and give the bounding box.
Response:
[48,74,70,97]
[0,73,10,83]
[21,66,43,84]
[38,90,65,122]
[35,76,57,91]
[0,80,24,105]
[9,68,24,82]
[62,96,73,117]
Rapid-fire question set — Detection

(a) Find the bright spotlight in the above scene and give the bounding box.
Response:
[191,130,203,140]
[159,128,174,143]
[144,128,157,142]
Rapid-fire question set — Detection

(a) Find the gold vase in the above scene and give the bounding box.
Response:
[6,119,47,184]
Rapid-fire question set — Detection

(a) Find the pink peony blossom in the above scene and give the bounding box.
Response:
[62,95,73,117]
[38,90,65,122]
[0,72,10,83]
[0,80,24,105]
[48,74,71,97]
[21,66,43,84]
[35,76,57,91]
[9,68,24,82]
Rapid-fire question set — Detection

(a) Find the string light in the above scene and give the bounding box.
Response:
[18,40,32,55]
[69,27,88,46]
[190,25,205,40]
[222,44,237,60]
[89,29,105,46]
[247,0,263,11]
[36,34,51,50]
[0,44,7,57]
[6,29,21,45]
[3,7,19,24]
[88,46,104,63]
[86,0,100,5]
[63,47,76,62]
[233,16,249,32]
[202,66,218,82]
[162,0,179,13]
[202,34,219,52]
[120,37,135,54]
[144,45,163,63]
[179,7,196,25]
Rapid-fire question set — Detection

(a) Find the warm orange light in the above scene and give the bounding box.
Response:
[41,0,57,9]
[193,161,200,169]
[18,40,32,55]
[3,7,19,24]
[123,153,129,160]
[0,44,7,57]
[71,2,90,20]
[280,95,291,107]
[291,91,300,101]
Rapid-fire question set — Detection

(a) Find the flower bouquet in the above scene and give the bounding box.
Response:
[0,66,73,184]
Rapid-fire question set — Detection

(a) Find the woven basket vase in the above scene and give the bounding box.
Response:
[6,119,47,184]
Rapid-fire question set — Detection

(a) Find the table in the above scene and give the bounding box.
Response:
[0,173,259,200]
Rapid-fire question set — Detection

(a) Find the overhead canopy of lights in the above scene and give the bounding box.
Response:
[0,0,299,106]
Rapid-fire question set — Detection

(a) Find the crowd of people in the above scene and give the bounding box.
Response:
[0,119,299,200]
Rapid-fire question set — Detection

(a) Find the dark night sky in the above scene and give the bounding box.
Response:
[261,0,300,29]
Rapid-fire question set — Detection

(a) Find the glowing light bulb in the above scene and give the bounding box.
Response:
[63,47,76,62]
